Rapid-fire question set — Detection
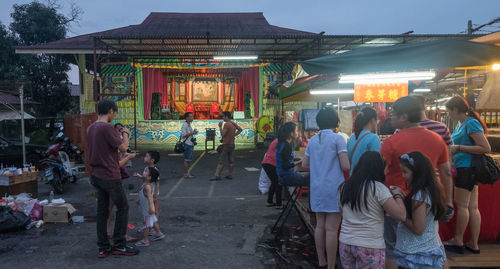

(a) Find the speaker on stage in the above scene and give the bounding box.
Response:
[151,93,161,120]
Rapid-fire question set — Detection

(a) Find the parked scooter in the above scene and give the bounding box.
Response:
[60,137,84,164]
[39,143,77,194]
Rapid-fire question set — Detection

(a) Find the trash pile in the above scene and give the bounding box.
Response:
[258,224,318,269]
[0,192,78,234]
[0,193,44,233]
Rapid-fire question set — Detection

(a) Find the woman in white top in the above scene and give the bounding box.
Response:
[338,151,407,269]
[302,108,350,269]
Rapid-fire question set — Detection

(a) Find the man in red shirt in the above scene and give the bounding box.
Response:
[380,96,453,269]
[87,100,139,258]
[210,111,242,181]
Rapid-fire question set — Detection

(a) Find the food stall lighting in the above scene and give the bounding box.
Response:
[436,97,452,102]
[309,89,355,95]
[413,88,431,93]
[213,55,258,60]
[492,64,500,71]
[339,71,435,84]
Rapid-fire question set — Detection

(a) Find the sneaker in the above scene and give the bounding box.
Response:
[98,248,111,259]
[111,245,140,256]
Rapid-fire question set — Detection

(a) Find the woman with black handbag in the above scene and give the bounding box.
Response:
[444,96,491,255]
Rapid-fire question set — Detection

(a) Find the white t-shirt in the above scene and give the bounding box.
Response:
[181,122,194,146]
[339,181,393,249]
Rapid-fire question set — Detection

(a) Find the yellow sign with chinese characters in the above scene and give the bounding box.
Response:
[354,83,408,102]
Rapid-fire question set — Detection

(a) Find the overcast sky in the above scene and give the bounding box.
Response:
[2,0,500,83]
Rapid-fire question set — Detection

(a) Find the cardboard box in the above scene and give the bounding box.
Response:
[43,203,76,223]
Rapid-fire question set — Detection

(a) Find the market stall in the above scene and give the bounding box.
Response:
[297,39,500,243]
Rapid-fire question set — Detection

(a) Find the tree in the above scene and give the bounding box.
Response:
[0,22,19,80]
[8,1,81,117]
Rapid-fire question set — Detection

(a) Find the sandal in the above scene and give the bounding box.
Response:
[266,203,276,207]
[152,234,165,241]
[225,175,233,180]
[134,240,150,247]
[465,245,480,254]
[275,205,284,210]
[127,236,139,243]
[444,239,464,254]
[209,177,222,181]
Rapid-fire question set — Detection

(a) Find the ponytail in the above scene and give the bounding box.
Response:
[446,96,487,133]
[354,107,378,139]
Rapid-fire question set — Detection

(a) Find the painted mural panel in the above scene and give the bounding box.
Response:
[128,119,256,148]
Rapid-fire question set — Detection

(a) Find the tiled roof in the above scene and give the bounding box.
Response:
[16,13,317,51]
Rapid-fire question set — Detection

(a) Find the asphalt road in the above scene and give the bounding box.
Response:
[0,148,285,269]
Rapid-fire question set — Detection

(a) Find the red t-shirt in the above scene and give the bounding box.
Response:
[262,139,278,166]
[380,127,449,192]
[86,121,123,180]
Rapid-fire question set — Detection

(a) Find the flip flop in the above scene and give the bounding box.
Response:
[444,244,465,254]
[186,175,195,178]
[465,245,480,254]
[127,237,139,243]
[134,240,150,247]
[209,177,222,181]
[266,203,276,207]
[275,205,284,210]
[152,234,165,241]
[225,175,233,180]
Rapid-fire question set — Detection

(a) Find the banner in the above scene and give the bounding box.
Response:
[354,83,408,102]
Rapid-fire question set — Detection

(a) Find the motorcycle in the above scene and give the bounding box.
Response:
[60,137,84,164]
[39,143,77,194]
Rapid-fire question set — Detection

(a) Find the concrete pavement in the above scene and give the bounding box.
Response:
[0,149,290,269]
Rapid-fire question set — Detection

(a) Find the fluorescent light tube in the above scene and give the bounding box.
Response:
[213,55,258,60]
[339,71,435,84]
[413,88,431,92]
[310,89,355,95]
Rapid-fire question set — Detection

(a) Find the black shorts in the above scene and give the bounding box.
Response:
[455,167,478,191]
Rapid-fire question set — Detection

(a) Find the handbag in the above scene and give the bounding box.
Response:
[174,137,188,153]
[465,124,500,184]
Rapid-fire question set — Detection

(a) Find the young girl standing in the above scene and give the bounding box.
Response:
[135,167,165,247]
[338,151,406,269]
[392,152,447,269]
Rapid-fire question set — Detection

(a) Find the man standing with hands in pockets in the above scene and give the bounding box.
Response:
[210,111,242,181]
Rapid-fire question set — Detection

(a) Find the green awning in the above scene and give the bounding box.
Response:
[101,64,134,76]
[279,75,339,100]
[263,63,294,74]
[301,39,500,75]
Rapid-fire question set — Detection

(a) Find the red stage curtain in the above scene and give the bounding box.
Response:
[439,181,500,243]
[142,68,168,120]
[239,67,259,117]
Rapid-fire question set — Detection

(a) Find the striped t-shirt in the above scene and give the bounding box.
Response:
[420,119,452,146]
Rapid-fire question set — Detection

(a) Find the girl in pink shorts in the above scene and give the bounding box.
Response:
[338,151,407,269]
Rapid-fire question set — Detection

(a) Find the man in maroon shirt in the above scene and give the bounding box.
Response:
[87,100,139,258]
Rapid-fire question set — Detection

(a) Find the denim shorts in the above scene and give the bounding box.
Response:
[184,144,194,162]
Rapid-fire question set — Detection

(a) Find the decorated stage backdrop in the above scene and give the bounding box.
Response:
[127,119,256,149]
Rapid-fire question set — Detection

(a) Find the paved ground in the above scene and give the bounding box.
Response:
[0,148,292,269]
